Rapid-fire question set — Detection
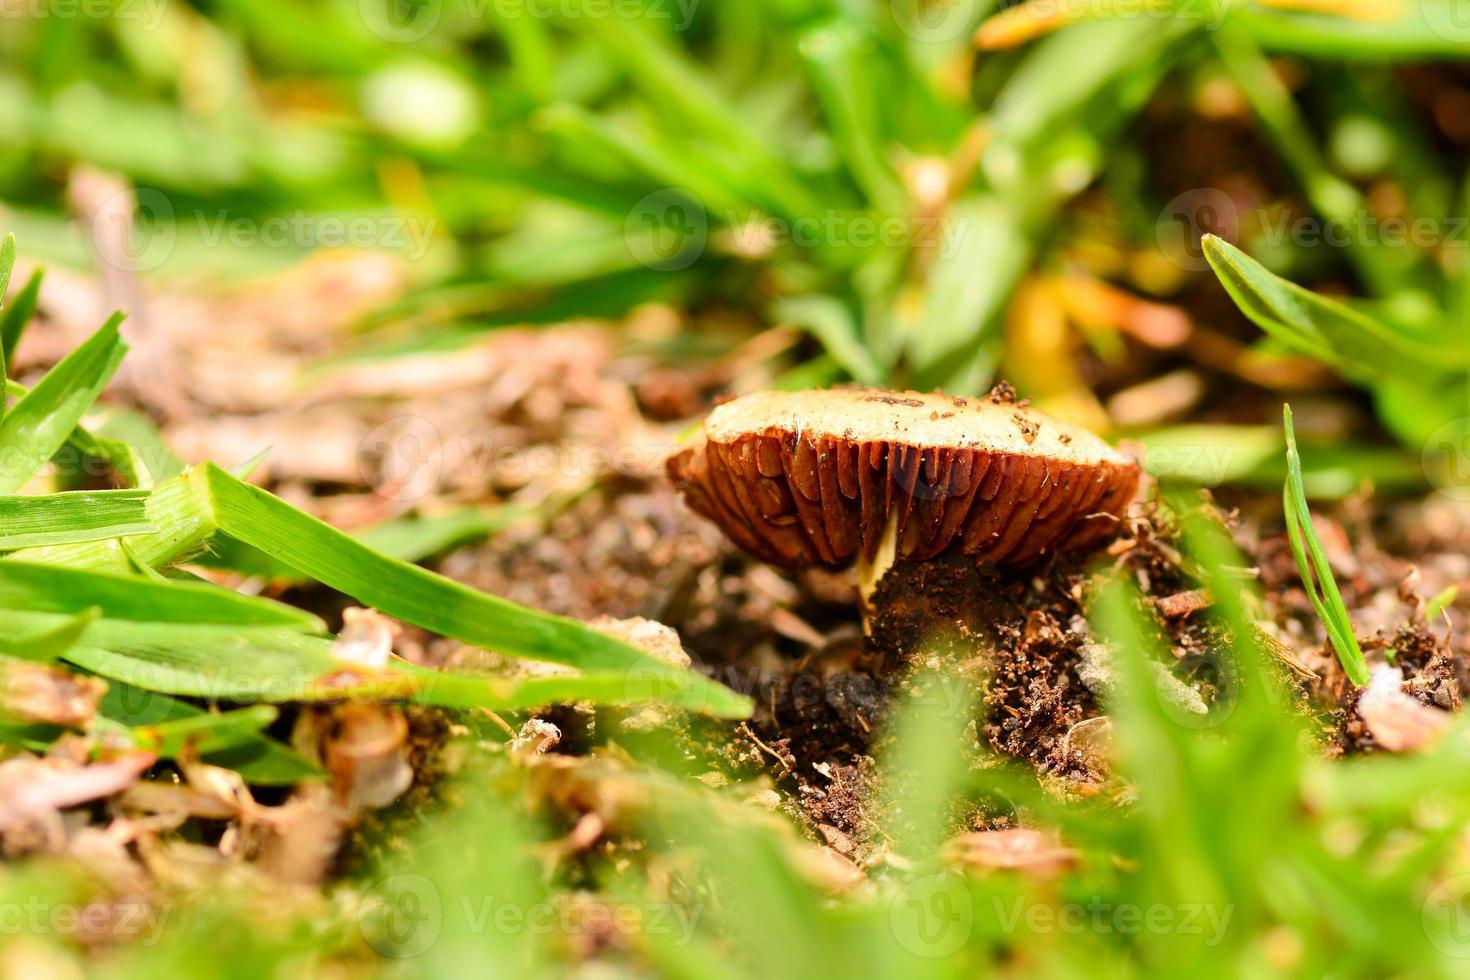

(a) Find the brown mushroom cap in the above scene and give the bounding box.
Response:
[667,388,1140,571]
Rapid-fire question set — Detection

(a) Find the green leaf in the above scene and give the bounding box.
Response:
[4,379,159,489]
[196,465,750,718]
[1231,5,1470,61]
[1283,404,1369,686]
[0,315,128,493]
[0,490,154,549]
[0,269,42,374]
[120,704,281,758]
[773,295,885,385]
[0,607,98,662]
[0,234,15,307]
[98,683,322,785]
[0,560,321,630]
[798,18,906,212]
[1137,424,1424,496]
[1202,235,1450,384]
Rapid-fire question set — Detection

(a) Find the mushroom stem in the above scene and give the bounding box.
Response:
[856,510,900,633]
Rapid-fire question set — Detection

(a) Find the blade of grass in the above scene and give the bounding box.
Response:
[1210,23,1438,303]
[4,379,156,488]
[558,3,822,221]
[798,17,906,212]
[0,560,321,629]
[114,704,280,758]
[99,683,320,785]
[0,607,98,663]
[0,314,127,493]
[772,295,886,384]
[196,464,750,718]
[1231,5,1470,60]
[0,490,154,549]
[1202,235,1450,381]
[1283,404,1370,685]
[0,235,15,309]
[0,268,41,375]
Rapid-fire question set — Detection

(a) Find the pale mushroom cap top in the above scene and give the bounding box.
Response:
[668,388,1140,571]
[703,389,1133,468]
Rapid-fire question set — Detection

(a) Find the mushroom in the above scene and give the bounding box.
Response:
[667,387,1140,624]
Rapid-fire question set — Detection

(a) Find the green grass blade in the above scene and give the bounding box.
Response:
[0,235,15,308]
[773,295,886,384]
[0,314,127,493]
[0,269,41,374]
[1231,5,1470,60]
[0,490,154,549]
[4,465,219,572]
[1202,235,1449,382]
[559,4,822,220]
[537,104,749,216]
[1,608,719,718]
[1211,25,1435,302]
[199,465,751,718]
[120,704,280,758]
[798,17,906,212]
[98,683,322,785]
[1283,404,1370,686]
[0,560,322,629]
[4,378,156,488]
[0,607,98,662]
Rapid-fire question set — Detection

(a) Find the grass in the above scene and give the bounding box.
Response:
[1282,404,1370,686]
[2,3,1470,977]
